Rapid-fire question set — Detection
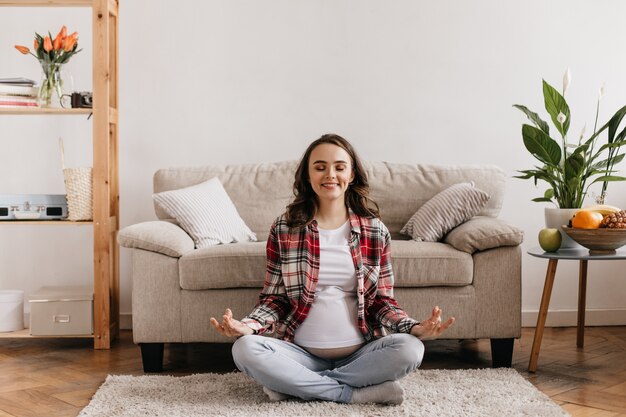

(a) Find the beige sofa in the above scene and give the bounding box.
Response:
[118,161,523,372]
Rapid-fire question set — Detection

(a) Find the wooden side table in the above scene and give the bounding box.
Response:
[527,247,626,372]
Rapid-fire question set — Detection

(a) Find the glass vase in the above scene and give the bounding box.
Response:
[38,61,73,108]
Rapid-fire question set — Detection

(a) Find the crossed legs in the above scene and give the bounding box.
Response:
[232,333,424,404]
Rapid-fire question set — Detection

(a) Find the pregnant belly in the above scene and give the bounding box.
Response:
[303,343,365,359]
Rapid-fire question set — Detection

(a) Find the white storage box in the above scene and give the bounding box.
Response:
[29,286,93,336]
[0,290,24,332]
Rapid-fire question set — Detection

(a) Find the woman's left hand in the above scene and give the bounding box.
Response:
[410,306,455,340]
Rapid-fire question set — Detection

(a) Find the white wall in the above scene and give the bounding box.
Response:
[1,0,626,328]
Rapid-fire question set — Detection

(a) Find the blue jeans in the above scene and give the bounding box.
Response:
[231,333,424,403]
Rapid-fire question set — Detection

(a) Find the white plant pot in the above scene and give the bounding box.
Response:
[544,207,581,249]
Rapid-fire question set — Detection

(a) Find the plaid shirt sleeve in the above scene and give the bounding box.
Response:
[368,222,419,334]
[240,219,291,335]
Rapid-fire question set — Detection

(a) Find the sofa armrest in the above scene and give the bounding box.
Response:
[118,220,195,257]
[443,217,524,254]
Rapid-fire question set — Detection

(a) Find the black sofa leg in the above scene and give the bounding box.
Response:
[140,343,164,373]
[490,338,514,368]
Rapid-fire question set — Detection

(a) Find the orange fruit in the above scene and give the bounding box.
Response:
[571,209,604,229]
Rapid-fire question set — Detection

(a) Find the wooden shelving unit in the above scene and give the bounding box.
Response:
[0,0,119,349]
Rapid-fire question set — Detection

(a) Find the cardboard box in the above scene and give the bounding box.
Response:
[29,286,93,336]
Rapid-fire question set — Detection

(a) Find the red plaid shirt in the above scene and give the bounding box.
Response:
[241,211,419,342]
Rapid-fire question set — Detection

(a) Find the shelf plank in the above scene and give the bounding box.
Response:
[0,220,93,226]
[0,107,92,115]
[0,0,91,6]
[0,328,93,338]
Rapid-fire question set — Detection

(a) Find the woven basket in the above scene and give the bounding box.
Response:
[63,167,93,221]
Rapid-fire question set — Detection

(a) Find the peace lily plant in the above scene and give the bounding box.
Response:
[514,68,626,208]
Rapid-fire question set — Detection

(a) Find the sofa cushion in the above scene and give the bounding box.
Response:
[179,240,473,290]
[180,242,267,290]
[153,177,257,249]
[390,241,473,287]
[400,182,490,241]
[444,217,524,254]
[118,220,194,257]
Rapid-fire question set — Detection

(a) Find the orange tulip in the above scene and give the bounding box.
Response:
[43,36,53,52]
[63,36,77,52]
[54,25,67,50]
[34,38,39,51]
[56,25,67,40]
[14,45,30,54]
[53,36,62,50]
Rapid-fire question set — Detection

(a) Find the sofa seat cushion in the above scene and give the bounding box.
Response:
[179,240,473,290]
[390,241,473,287]
[180,242,267,290]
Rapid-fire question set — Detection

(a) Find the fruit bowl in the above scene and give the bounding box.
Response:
[561,226,626,254]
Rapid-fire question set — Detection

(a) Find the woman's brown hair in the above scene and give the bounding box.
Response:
[285,134,380,228]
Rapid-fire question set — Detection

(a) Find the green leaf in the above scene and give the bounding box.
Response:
[566,175,580,189]
[608,104,626,143]
[571,144,588,155]
[543,80,571,137]
[590,175,626,185]
[592,153,625,169]
[544,188,554,199]
[522,124,562,165]
[532,197,553,202]
[513,105,550,134]
[596,142,626,153]
[565,152,585,179]
[513,172,534,179]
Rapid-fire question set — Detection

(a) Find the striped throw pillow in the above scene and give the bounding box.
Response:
[153,177,257,249]
[400,182,490,242]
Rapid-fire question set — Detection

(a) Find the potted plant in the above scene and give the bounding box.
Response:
[514,69,626,246]
[514,70,626,246]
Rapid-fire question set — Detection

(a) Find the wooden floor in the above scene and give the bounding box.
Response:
[0,327,625,416]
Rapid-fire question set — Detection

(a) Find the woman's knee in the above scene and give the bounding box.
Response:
[232,335,263,371]
[393,333,424,370]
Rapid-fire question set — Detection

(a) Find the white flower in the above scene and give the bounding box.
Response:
[563,68,571,95]
[557,112,567,124]
[598,83,605,101]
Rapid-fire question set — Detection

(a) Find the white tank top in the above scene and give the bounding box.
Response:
[293,220,366,348]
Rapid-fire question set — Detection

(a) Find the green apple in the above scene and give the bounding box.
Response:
[538,228,562,252]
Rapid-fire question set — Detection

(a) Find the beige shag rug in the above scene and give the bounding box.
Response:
[79,368,569,417]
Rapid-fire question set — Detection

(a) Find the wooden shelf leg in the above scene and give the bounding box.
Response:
[577,259,588,348]
[528,258,558,373]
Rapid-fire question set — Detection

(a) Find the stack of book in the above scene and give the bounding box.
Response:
[0,78,38,108]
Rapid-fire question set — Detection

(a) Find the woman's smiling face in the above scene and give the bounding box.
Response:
[308,143,354,204]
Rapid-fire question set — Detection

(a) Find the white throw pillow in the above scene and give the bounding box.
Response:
[153,177,257,249]
[400,182,490,242]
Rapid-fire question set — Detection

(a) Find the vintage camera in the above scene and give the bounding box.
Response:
[71,91,93,108]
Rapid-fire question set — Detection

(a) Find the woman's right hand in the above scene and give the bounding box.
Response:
[410,306,455,340]
[210,308,254,338]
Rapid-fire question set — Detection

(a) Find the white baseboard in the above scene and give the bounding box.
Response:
[522,308,626,327]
